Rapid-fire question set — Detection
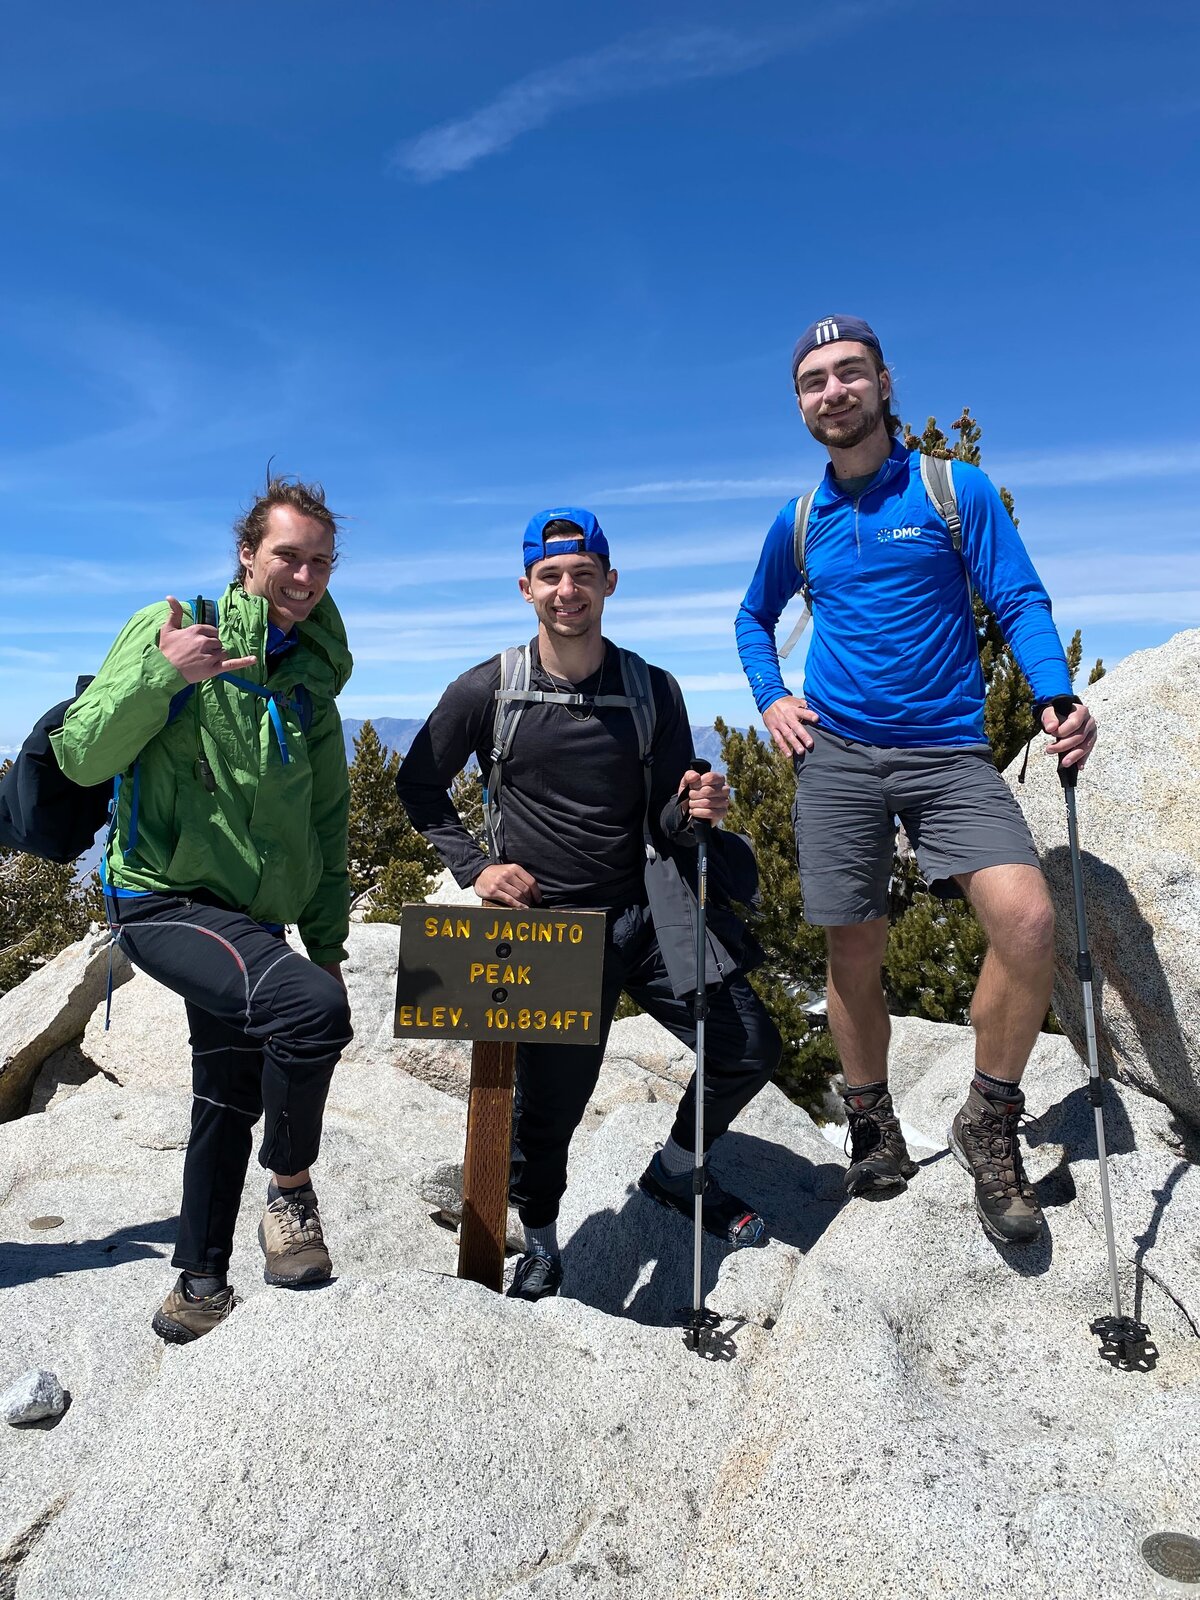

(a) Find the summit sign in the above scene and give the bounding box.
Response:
[393,903,606,1044]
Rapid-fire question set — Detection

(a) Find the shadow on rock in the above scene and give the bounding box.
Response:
[0,1215,177,1289]
[563,1135,844,1329]
[1043,844,1196,1135]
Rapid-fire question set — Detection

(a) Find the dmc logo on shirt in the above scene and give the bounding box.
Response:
[877,527,923,542]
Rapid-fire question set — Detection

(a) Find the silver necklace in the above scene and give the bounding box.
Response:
[542,652,606,722]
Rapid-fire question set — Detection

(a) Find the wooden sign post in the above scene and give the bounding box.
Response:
[394,903,606,1291]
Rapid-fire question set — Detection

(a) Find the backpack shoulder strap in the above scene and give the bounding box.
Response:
[484,646,531,855]
[615,648,659,862]
[918,453,961,551]
[779,488,819,661]
[919,453,973,606]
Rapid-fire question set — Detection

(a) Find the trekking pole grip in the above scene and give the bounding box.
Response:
[688,759,713,839]
[1051,695,1082,790]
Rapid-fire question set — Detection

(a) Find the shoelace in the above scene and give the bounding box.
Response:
[269,1195,322,1247]
[844,1107,894,1164]
[964,1109,1029,1194]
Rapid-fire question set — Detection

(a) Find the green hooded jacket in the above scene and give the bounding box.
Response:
[51,583,354,964]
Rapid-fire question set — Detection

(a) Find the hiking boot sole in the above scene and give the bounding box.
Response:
[947,1125,1043,1246]
[844,1165,909,1200]
[262,1263,333,1288]
[150,1309,203,1345]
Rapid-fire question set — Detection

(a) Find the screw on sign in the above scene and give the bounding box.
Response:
[1142,1533,1200,1587]
[394,902,605,1291]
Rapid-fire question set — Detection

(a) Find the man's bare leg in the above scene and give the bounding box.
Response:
[957,863,1055,1085]
[825,918,892,1087]
[949,862,1055,1245]
[826,918,917,1197]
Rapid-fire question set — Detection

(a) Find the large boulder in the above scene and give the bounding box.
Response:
[0,932,130,1122]
[1007,628,1200,1130]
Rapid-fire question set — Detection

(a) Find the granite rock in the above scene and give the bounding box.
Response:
[1005,627,1200,1130]
[0,932,130,1121]
[2,1372,65,1428]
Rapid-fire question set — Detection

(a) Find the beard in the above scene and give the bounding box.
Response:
[806,385,885,450]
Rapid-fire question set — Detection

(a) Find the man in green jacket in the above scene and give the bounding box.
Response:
[52,477,354,1342]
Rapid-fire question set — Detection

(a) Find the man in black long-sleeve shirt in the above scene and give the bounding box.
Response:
[397,508,780,1300]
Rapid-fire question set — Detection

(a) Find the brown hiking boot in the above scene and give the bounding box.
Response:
[843,1087,920,1199]
[258,1185,333,1287]
[151,1273,238,1344]
[949,1085,1044,1245]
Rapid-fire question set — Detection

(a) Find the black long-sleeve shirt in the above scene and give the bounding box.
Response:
[396,638,698,910]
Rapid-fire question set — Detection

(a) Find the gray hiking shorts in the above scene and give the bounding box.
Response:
[791,728,1041,925]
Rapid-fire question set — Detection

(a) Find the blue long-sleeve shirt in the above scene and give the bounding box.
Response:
[735,442,1071,747]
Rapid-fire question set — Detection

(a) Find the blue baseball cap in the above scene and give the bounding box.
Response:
[791,315,884,380]
[522,507,610,571]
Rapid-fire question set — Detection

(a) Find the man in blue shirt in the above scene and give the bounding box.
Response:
[736,316,1097,1246]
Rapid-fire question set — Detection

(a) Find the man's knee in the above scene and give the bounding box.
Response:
[826,918,889,981]
[985,882,1056,970]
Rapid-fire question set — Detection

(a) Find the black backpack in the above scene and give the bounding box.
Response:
[0,676,112,863]
[0,597,218,865]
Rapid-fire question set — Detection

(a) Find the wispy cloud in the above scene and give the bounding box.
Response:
[991,442,1200,489]
[1053,590,1200,625]
[393,15,880,182]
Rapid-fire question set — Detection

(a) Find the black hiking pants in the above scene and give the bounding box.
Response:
[510,902,781,1228]
[109,893,353,1276]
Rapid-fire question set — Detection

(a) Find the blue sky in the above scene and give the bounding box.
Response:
[2,1,1198,752]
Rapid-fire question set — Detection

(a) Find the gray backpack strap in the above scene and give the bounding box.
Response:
[615,648,658,861]
[484,645,531,856]
[919,452,972,604]
[779,488,818,661]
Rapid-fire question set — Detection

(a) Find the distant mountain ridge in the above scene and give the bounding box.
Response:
[342,718,732,767]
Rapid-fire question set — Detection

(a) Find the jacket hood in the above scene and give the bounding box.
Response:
[220,583,353,696]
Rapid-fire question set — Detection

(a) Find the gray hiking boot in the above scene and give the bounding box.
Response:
[843,1087,920,1199]
[948,1085,1044,1245]
[258,1185,333,1286]
[151,1273,238,1344]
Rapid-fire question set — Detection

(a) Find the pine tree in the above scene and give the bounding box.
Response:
[0,762,104,994]
[346,723,438,920]
[450,766,488,854]
[714,718,836,1110]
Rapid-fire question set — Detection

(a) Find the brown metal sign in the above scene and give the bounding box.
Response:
[394,904,606,1044]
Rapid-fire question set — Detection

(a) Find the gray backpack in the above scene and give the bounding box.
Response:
[778,452,966,659]
[483,644,658,860]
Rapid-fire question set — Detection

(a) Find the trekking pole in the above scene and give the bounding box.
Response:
[683,760,722,1357]
[1051,697,1152,1369]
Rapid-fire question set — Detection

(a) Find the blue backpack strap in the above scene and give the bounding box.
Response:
[218,674,292,765]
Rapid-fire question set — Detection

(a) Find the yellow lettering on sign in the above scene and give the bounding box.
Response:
[569,924,583,945]
[581,1011,593,1030]
[449,1007,462,1026]
[564,1010,578,1029]
[517,965,530,984]
[399,1006,415,1027]
[536,925,552,943]
[484,919,498,941]
[469,963,484,983]
[424,918,438,938]
[432,1006,446,1027]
